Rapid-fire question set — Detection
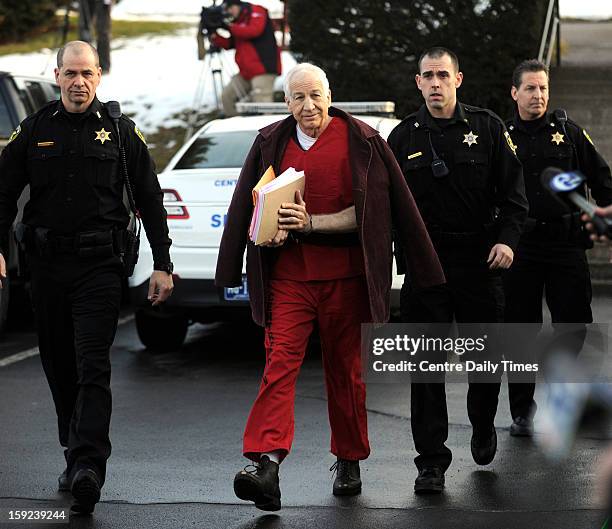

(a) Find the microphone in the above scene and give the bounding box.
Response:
[106,100,121,122]
[540,167,612,237]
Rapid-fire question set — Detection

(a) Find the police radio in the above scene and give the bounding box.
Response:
[105,101,141,277]
[541,167,612,237]
[427,131,449,178]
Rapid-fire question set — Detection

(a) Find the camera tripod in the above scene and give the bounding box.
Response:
[184,43,248,141]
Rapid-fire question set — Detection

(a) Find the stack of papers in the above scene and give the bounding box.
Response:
[249,166,305,245]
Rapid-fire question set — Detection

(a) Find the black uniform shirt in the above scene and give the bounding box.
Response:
[506,110,612,220]
[0,97,171,263]
[387,102,528,253]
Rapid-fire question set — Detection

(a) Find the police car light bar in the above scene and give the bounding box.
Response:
[236,101,396,117]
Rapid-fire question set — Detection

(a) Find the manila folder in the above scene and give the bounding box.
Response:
[255,174,305,245]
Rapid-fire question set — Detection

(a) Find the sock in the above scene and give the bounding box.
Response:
[262,451,281,464]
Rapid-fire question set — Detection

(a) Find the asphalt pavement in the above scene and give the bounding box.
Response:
[0,297,611,529]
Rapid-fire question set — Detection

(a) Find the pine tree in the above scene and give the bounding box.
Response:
[288,0,547,118]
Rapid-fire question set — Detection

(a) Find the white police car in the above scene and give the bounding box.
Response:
[129,102,403,351]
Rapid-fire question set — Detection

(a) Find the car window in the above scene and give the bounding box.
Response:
[13,77,57,114]
[0,91,13,138]
[23,81,52,109]
[174,131,259,169]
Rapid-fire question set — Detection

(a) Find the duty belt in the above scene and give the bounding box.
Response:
[15,223,120,258]
[524,212,581,233]
[51,231,115,256]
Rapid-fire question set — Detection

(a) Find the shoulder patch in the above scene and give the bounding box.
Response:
[504,130,517,156]
[134,125,147,145]
[583,129,595,146]
[7,125,21,144]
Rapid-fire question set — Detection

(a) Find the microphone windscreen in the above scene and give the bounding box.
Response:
[106,101,121,120]
[540,166,563,189]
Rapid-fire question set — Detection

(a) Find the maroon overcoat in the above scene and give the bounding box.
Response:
[215,107,445,325]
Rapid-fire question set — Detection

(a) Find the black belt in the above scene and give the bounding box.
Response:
[51,230,115,254]
[531,211,581,226]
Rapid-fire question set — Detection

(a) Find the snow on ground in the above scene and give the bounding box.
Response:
[3,0,608,135]
[113,0,286,21]
[0,29,295,134]
[113,0,612,21]
[0,0,292,134]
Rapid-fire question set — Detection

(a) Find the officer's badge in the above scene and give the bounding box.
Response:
[95,128,112,144]
[551,132,564,145]
[583,129,595,146]
[463,131,478,147]
[504,131,517,156]
[134,126,147,146]
[7,125,21,144]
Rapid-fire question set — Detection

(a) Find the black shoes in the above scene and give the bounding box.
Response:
[58,469,70,492]
[471,426,497,465]
[414,466,445,494]
[510,416,534,437]
[70,468,102,515]
[330,458,361,496]
[234,456,281,511]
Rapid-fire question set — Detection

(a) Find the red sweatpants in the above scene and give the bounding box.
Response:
[243,276,371,463]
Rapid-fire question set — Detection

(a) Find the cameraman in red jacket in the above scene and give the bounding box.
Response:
[211,0,282,116]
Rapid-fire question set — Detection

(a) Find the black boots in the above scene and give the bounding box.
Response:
[510,416,534,437]
[330,458,362,496]
[414,466,445,494]
[234,455,281,511]
[471,426,498,465]
[70,468,102,515]
[234,456,363,509]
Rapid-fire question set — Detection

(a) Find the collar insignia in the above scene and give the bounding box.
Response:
[95,128,112,144]
[463,131,478,147]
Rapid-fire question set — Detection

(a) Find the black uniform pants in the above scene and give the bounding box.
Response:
[29,252,123,484]
[401,263,504,472]
[503,241,592,420]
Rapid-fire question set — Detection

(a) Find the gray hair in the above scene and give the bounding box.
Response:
[57,41,100,69]
[283,63,330,99]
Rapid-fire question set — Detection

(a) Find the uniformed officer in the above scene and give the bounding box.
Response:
[0,41,174,514]
[387,47,528,493]
[503,59,612,437]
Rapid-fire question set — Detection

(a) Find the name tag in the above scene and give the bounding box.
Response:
[37,141,55,147]
[407,151,423,160]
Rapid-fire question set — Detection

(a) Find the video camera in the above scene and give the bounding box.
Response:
[199,4,228,34]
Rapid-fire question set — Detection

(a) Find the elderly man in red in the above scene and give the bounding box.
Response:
[215,63,444,511]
